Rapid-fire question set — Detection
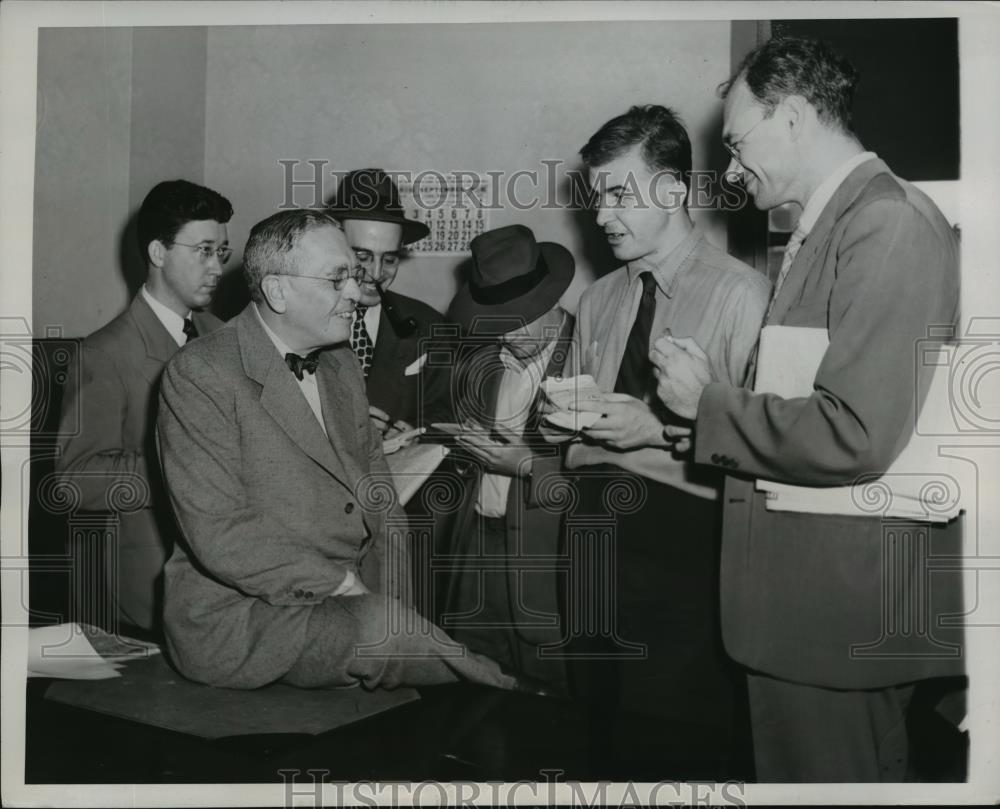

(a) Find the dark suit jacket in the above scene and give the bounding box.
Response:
[157,304,408,689]
[696,158,963,689]
[444,315,574,663]
[365,290,453,426]
[55,293,222,632]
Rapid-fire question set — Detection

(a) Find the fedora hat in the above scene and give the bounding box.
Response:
[447,224,574,335]
[327,168,430,245]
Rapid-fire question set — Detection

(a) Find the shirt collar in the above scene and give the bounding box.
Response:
[797,151,878,236]
[626,224,704,299]
[253,302,301,361]
[141,285,189,345]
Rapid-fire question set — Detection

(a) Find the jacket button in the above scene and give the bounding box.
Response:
[294,588,304,598]
[344,502,355,514]
[711,453,721,463]
[304,590,314,599]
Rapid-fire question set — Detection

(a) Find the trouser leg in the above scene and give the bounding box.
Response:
[282,592,517,691]
[747,671,915,782]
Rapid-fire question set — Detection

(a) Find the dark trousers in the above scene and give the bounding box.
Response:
[563,468,748,776]
[447,515,568,690]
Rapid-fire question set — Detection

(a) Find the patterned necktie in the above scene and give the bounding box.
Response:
[182,318,198,343]
[614,271,658,399]
[351,305,374,378]
[285,350,322,381]
[765,225,807,320]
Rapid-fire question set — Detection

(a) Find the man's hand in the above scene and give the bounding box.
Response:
[455,424,535,478]
[649,336,712,421]
[573,393,668,451]
[664,423,694,456]
[370,405,414,439]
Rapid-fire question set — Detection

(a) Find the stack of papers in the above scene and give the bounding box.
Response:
[541,374,603,431]
[28,623,160,680]
[754,326,964,522]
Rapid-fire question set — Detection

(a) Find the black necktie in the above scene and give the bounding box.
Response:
[614,271,658,399]
[182,318,198,343]
[285,350,322,381]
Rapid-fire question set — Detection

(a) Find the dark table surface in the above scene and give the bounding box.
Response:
[25,678,752,784]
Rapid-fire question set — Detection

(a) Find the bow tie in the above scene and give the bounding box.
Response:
[285,350,322,381]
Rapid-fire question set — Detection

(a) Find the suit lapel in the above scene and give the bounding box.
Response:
[131,294,179,384]
[768,158,891,325]
[236,307,354,490]
[317,347,367,488]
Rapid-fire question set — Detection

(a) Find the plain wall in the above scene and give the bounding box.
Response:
[33,21,733,337]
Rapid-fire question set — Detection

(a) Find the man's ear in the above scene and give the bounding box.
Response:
[782,94,810,140]
[652,171,688,213]
[148,239,166,269]
[260,275,287,314]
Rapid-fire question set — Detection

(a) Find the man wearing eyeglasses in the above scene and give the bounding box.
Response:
[650,37,963,781]
[156,209,516,692]
[328,168,453,440]
[56,179,233,636]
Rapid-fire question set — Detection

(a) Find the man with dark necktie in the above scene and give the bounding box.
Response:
[554,106,770,774]
[56,179,232,636]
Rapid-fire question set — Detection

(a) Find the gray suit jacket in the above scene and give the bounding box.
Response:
[697,158,964,689]
[56,293,222,631]
[157,304,408,688]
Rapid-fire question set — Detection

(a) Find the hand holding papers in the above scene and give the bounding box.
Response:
[541,374,603,431]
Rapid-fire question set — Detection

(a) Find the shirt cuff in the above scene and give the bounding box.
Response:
[330,569,357,597]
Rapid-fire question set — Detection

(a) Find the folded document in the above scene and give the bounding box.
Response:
[754,326,963,522]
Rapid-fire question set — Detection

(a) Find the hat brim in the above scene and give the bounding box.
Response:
[329,208,430,245]
[447,241,575,335]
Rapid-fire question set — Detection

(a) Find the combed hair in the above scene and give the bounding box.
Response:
[243,209,342,303]
[719,36,860,132]
[137,179,233,265]
[579,104,692,196]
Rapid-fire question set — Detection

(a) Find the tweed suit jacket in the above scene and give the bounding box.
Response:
[55,293,222,631]
[696,158,964,689]
[365,290,454,427]
[157,304,408,689]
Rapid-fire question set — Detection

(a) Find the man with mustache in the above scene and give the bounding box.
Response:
[56,179,232,636]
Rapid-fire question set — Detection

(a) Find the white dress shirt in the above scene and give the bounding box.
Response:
[475,335,559,518]
[253,304,328,438]
[797,151,878,237]
[142,285,189,348]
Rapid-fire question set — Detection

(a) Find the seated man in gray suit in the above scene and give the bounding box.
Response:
[56,179,232,635]
[157,208,516,691]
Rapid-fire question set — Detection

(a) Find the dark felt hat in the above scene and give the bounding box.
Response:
[447,224,575,335]
[327,168,430,245]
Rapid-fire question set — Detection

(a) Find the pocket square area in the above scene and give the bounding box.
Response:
[404,354,428,376]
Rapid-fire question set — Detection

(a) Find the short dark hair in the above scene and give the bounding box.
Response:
[136,180,233,265]
[720,36,859,132]
[243,209,342,303]
[579,105,692,195]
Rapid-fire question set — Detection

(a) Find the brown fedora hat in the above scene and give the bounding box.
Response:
[447,224,574,335]
[327,168,430,245]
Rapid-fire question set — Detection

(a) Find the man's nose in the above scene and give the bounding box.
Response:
[342,276,363,301]
[594,205,613,227]
[724,156,743,183]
